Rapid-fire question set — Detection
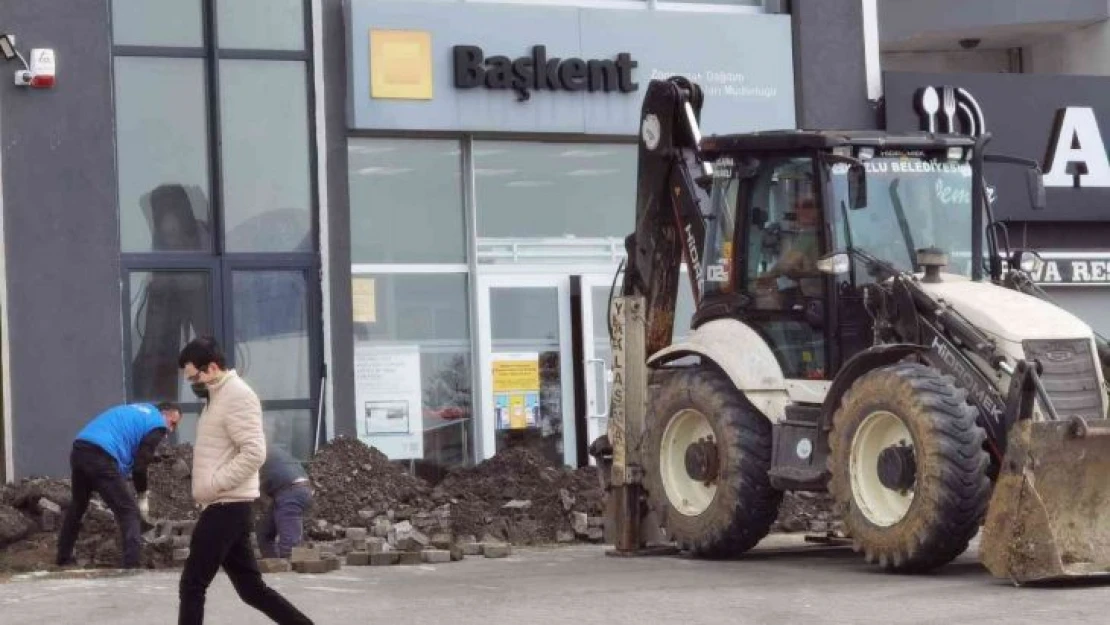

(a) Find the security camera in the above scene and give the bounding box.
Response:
[959,38,981,50]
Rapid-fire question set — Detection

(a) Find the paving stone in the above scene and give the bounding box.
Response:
[345,527,368,541]
[291,546,320,563]
[173,548,190,562]
[258,559,292,574]
[450,544,465,562]
[461,542,482,556]
[421,549,451,564]
[370,552,399,566]
[346,551,370,566]
[398,551,424,566]
[482,543,511,559]
[292,560,333,574]
[365,537,386,554]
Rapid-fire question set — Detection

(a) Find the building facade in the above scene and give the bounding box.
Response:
[0,0,876,480]
[879,0,1110,339]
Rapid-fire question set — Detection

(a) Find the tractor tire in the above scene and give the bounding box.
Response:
[827,362,991,572]
[644,366,781,558]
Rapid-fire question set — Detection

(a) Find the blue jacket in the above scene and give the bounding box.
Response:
[76,403,167,476]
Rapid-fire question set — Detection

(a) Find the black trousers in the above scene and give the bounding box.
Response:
[56,441,141,567]
[178,501,313,625]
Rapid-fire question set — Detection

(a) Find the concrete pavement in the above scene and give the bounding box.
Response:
[1,536,1108,624]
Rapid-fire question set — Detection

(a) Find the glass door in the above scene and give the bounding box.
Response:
[579,269,698,464]
[580,274,616,459]
[477,274,576,467]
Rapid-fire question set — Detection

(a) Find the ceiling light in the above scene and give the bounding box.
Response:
[506,181,554,188]
[356,166,413,176]
[559,149,611,158]
[565,169,619,177]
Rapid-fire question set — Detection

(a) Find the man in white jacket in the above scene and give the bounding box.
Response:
[176,336,313,625]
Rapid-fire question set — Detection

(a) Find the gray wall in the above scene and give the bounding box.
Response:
[879,0,1107,45]
[1,0,125,477]
[323,0,356,438]
[791,0,877,130]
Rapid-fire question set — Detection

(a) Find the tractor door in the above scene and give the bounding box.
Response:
[734,154,831,381]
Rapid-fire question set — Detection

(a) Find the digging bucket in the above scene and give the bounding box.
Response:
[980,417,1110,584]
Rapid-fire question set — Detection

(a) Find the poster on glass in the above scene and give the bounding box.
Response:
[492,352,540,431]
[354,343,424,460]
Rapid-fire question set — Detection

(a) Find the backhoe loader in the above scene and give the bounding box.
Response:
[592,75,1110,584]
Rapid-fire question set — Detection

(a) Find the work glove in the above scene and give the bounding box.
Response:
[137,493,151,522]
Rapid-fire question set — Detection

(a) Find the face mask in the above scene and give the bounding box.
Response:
[191,382,209,399]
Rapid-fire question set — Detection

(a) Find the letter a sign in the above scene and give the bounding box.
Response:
[1043,107,1110,188]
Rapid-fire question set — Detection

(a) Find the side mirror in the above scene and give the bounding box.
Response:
[1027,167,1046,211]
[817,251,851,275]
[1010,250,1045,275]
[848,163,868,209]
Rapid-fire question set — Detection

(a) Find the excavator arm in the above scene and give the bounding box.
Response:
[623,77,715,356]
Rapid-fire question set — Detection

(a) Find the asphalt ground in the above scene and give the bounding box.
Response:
[2,535,1109,625]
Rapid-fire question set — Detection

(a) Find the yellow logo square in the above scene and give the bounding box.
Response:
[370,29,433,100]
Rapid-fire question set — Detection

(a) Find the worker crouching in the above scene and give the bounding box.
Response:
[256,443,314,559]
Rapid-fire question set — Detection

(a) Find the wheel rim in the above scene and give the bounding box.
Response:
[659,408,718,517]
[849,410,915,527]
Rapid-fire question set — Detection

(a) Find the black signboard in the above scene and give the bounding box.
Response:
[884,71,1110,222]
[1023,254,1110,285]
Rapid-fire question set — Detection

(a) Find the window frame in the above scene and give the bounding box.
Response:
[113,0,323,448]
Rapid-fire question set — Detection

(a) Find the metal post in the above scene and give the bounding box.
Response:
[608,295,650,553]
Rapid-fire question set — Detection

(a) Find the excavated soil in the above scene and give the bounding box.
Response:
[1,437,838,574]
[437,447,606,544]
[773,492,843,535]
[306,436,436,532]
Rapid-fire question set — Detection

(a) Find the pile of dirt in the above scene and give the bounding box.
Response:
[305,436,437,532]
[772,491,843,534]
[437,447,605,544]
[0,477,144,573]
[0,435,841,575]
[147,443,198,521]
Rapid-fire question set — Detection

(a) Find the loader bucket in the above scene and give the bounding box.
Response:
[980,417,1110,585]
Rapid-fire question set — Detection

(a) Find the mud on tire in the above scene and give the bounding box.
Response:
[827,362,991,572]
[644,366,781,558]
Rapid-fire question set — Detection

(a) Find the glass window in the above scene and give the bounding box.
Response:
[115,58,212,253]
[219,60,312,252]
[735,156,827,379]
[352,273,473,479]
[829,156,976,280]
[348,139,466,264]
[232,271,310,400]
[128,271,212,403]
[262,409,315,462]
[743,157,821,309]
[218,0,305,51]
[112,0,203,47]
[474,141,636,240]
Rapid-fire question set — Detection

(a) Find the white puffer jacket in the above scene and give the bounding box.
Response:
[191,370,266,507]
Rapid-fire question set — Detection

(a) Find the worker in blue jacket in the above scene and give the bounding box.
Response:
[56,401,182,568]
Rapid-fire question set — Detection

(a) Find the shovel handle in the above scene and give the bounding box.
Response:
[1068,415,1110,438]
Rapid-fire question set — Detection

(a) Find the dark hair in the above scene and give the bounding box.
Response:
[156,401,181,414]
[177,336,227,371]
